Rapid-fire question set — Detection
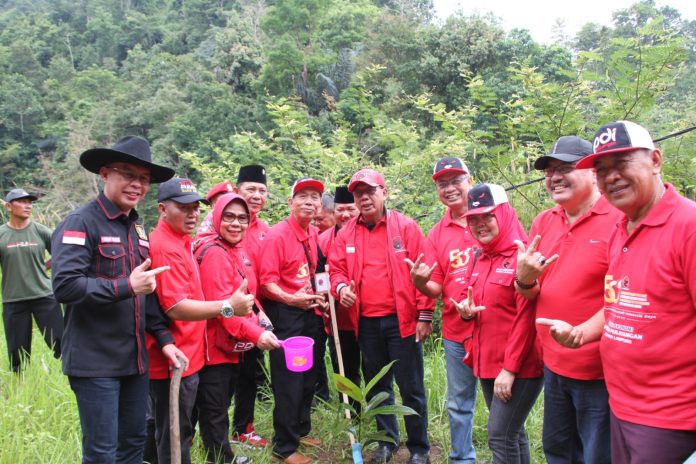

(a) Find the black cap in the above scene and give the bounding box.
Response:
[432,157,468,180]
[237,165,267,185]
[80,135,175,183]
[465,183,509,217]
[5,188,38,202]
[334,186,353,204]
[534,136,593,170]
[157,178,209,204]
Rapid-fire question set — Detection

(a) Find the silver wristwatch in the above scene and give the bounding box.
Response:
[220,300,234,318]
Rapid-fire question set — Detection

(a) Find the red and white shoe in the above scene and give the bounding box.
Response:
[232,423,269,448]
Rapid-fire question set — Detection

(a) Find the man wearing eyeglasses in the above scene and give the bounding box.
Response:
[51,136,189,464]
[405,157,478,464]
[147,177,255,464]
[515,136,622,464]
[329,168,433,464]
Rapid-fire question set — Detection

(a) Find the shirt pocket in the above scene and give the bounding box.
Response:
[97,244,127,279]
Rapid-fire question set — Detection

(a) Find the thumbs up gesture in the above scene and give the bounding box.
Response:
[228,279,254,316]
[339,280,357,307]
[129,258,170,296]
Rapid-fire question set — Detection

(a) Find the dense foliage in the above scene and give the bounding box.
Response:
[0,0,694,230]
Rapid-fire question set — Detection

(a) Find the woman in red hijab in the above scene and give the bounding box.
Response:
[194,192,280,464]
[452,183,543,464]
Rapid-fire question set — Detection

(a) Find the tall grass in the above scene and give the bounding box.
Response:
[0,308,545,463]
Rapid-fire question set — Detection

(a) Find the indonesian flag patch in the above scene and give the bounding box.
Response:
[62,230,86,246]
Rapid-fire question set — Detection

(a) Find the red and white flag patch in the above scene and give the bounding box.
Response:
[62,231,86,246]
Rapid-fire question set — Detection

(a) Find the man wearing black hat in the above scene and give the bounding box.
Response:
[231,164,274,448]
[0,188,63,372]
[51,136,188,464]
[147,177,254,464]
[515,136,622,464]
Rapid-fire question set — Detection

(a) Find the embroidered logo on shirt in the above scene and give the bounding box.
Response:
[62,231,86,245]
[6,241,38,248]
[134,224,148,240]
[297,262,309,278]
[392,235,404,252]
[449,248,470,270]
[589,239,601,244]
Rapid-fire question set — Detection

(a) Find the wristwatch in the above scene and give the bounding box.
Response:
[220,300,234,318]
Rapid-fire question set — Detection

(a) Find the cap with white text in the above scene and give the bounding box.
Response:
[576,121,655,169]
[158,177,208,204]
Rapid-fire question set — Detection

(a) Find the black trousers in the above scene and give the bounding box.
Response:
[313,326,331,401]
[232,347,260,435]
[197,363,240,464]
[2,296,63,371]
[265,301,324,458]
[328,328,362,411]
[150,374,199,464]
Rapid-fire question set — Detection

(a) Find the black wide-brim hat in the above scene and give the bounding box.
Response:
[80,135,175,184]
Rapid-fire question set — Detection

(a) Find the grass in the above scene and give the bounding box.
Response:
[0,309,546,463]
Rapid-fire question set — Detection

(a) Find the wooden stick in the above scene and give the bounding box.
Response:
[169,355,185,464]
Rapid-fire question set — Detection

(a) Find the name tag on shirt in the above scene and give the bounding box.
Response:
[139,239,150,248]
[346,245,355,254]
[100,236,121,243]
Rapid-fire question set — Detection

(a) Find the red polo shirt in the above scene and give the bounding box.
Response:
[258,214,319,302]
[465,249,543,379]
[601,183,696,431]
[243,214,270,281]
[423,209,477,343]
[196,239,264,366]
[531,196,623,380]
[357,216,397,317]
[147,219,206,379]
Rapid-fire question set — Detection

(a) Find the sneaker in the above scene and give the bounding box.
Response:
[232,430,269,448]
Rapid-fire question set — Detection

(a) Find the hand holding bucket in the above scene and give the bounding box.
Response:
[278,336,315,372]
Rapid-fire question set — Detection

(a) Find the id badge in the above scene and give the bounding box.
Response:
[314,272,330,294]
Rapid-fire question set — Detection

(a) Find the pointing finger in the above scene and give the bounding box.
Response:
[136,258,152,271]
[536,317,558,327]
[147,266,170,276]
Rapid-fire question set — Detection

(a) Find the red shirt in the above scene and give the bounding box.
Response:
[319,226,354,331]
[147,219,206,379]
[465,249,543,379]
[195,238,264,366]
[531,196,623,380]
[601,184,696,431]
[357,216,397,317]
[258,215,320,304]
[243,214,271,282]
[423,209,477,343]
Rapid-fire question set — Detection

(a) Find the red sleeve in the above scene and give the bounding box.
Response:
[258,230,284,287]
[682,230,696,309]
[406,220,435,311]
[503,282,540,374]
[152,250,194,311]
[199,246,236,301]
[328,227,351,300]
[220,315,264,344]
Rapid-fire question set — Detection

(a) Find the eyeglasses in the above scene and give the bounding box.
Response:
[436,175,469,190]
[543,164,576,178]
[108,166,152,185]
[221,212,250,225]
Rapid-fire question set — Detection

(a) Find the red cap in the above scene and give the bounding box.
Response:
[292,178,324,197]
[206,181,235,201]
[348,169,385,192]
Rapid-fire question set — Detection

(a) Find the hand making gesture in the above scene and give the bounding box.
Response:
[514,235,559,285]
[451,286,486,320]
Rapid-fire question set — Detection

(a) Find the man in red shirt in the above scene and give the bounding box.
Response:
[318,186,361,395]
[515,136,621,464]
[231,164,274,448]
[258,178,327,464]
[406,157,478,464]
[329,169,433,464]
[539,121,696,463]
[148,177,254,464]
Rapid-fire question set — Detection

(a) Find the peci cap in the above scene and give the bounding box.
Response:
[158,177,209,204]
[291,178,324,197]
[464,183,509,217]
[347,169,385,192]
[206,181,234,202]
[237,165,267,185]
[432,157,468,180]
[80,135,175,183]
[6,188,38,203]
[576,121,655,169]
[334,186,354,204]
[534,136,593,170]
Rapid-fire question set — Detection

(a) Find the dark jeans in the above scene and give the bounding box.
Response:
[480,376,543,464]
[150,374,199,464]
[610,412,696,464]
[265,301,324,458]
[69,374,148,464]
[358,314,429,455]
[328,328,362,412]
[232,347,260,435]
[543,367,611,464]
[3,296,63,371]
[198,363,240,463]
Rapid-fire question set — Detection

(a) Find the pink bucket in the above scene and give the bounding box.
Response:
[281,336,314,372]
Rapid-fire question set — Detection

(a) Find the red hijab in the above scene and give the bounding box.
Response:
[468,202,528,255]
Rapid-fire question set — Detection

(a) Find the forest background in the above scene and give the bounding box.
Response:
[0,0,694,462]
